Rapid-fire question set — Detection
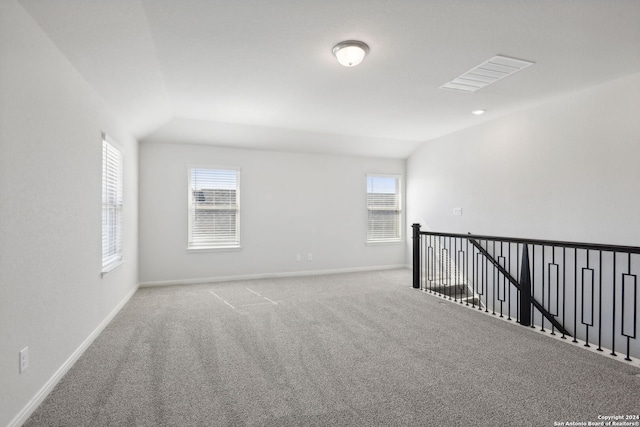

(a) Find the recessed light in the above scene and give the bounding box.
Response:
[472,109,485,115]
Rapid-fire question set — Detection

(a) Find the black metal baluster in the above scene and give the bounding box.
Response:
[520,243,532,327]
[453,237,457,302]
[451,238,459,302]
[549,246,564,335]
[597,250,603,352]
[508,242,512,321]
[426,235,430,293]
[485,240,489,313]
[439,236,443,295]
[421,234,424,290]
[442,237,445,296]
[447,236,451,300]
[425,232,429,291]
[471,241,477,309]
[541,245,546,333]
[498,242,505,318]
[573,248,579,344]
[492,240,496,315]
[420,233,424,291]
[465,238,470,306]
[444,236,447,298]
[424,234,428,291]
[517,244,520,322]
[430,235,435,293]
[452,237,456,302]
[458,243,465,305]
[583,250,593,348]
[622,252,636,361]
[551,246,555,335]
[459,240,464,304]
[425,234,429,292]
[459,238,463,304]
[611,252,617,356]
[561,247,567,339]
[478,244,483,310]
[532,244,536,328]
[442,237,446,299]
[436,235,439,294]
[422,234,433,292]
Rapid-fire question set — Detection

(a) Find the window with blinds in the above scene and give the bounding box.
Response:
[367,174,402,242]
[102,135,123,272]
[188,167,240,249]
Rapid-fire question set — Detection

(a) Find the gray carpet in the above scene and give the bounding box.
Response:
[25,269,640,426]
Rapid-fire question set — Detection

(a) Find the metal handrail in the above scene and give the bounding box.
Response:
[411,224,640,361]
[420,230,640,255]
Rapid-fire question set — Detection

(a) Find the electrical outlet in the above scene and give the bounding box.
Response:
[296,254,301,262]
[19,347,28,373]
[307,253,313,261]
[453,207,462,216]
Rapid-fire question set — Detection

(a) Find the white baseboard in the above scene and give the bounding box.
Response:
[140,264,409,288]
[8,285,139,427]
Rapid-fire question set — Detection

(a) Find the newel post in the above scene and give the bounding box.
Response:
[412,223,421,289]
[519,244,532,326]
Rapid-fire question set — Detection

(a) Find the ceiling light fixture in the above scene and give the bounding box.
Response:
[472,109,486,115]
[332,40,369,67]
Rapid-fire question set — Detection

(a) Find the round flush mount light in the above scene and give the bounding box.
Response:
[472,109,486,115]
[332,40,370,67]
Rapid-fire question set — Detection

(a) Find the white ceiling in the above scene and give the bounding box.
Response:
[18,0,640,158]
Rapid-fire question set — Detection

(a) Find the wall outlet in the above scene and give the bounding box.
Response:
[453,207,462,216]
[19,347,28,373]
[296,254,301,262]
[307,253,313,261]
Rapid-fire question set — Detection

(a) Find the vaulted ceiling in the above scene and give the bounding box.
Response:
[18,0,640,158]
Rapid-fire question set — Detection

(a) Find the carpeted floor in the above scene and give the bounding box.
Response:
[25,269,640,426]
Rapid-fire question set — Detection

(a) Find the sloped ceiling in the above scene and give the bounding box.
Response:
[17,0,640,158]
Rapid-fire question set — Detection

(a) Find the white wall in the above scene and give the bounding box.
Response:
[139,142,406,284]
[407,72,640,247]
[0,1,139,425]
[406,73,640,357]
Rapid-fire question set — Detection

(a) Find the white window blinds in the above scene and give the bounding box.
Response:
[367,174,402,242]
[102,136,123,270]
[188,167,240,249]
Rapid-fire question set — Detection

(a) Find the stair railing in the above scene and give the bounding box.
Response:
[411,224,640,362]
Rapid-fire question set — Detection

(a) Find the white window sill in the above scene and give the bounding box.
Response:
[101,260,124,278]
[186,246,242,253]
[366,239,405,246]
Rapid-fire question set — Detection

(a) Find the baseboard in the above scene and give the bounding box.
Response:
[140,264,409,288]
[8,284,139,427]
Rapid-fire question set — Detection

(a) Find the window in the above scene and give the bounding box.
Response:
[102,134,123,273]
[188,167,240,249]
[367,174,402,242]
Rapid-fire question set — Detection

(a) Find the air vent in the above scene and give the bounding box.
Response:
[440,55,534,93]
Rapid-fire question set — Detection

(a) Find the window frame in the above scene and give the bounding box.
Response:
[366,173,403,244]
[101,133,124,276]
[187,166,241,252]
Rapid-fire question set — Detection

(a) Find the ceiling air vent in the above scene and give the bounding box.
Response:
[440,55,534,93]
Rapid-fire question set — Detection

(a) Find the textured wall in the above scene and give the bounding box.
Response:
[0,1,139,425]
[139,142,406,284]
[407,73,640,246]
